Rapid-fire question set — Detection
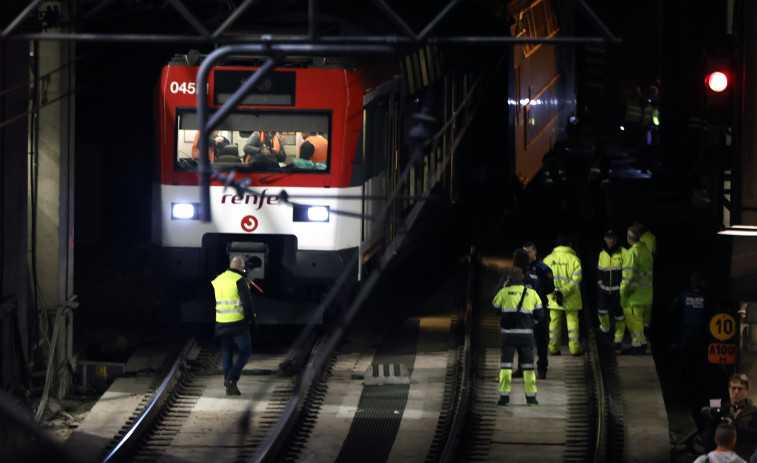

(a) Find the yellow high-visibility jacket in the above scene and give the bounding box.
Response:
[544,246,583,310]
[620,242,654,307]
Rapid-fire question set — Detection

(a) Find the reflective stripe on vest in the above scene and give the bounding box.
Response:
[597,247,625,292]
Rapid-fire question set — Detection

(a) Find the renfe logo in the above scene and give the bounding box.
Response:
[220,189,279,211]
[241,216,259,232]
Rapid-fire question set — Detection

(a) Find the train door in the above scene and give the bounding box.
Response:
[360,84,399,278]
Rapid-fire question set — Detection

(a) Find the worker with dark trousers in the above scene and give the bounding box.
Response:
[492,266,544,406]
[212,256,256,395]
[522,241,554,379]
[497,248,551,379]
[596,229,627,352]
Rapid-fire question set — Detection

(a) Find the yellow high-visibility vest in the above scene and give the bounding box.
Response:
[212,270,246,324]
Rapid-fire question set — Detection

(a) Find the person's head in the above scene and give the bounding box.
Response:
[627,225,641,245]
[300,141,315,160]
[230,256,245,271]
[728,373,750,405]
[509,266,524,284]
[522,241,537,263]
[556,234,572,248]
[714,422,738,450]
[513,248,530,269]
[632,220,648,235]
[603,229,617,249]
[691,272,706,291]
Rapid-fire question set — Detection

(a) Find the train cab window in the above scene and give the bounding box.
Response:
[175,109,331,173]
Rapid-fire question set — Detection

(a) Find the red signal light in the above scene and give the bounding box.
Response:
[705,71,729,92]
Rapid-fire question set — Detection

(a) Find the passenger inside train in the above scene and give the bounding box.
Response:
[175,110,330,172]
[289,131,328,170]
[191,129,230,161]
[243,130,287,167]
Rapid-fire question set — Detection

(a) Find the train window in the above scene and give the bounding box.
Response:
[213,70,297,106]
[364,99,390,180]
[175,109,331,172]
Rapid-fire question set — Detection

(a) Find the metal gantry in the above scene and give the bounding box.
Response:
[2,0,620,45]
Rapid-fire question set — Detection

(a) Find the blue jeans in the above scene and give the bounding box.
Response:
[221,329,251,382]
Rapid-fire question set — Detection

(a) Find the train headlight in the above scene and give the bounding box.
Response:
[307,206,329,222]
[171,202,200,220]
[293,204,329,222]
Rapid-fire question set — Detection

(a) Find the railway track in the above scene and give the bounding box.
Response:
[68,252,624,463]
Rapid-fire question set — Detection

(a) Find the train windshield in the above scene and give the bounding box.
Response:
[175,109,331,173]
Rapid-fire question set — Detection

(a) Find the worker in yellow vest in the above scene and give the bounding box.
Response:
[211,256,257,395]
[544,235,584,356]
[620,225,653,354]
[596,229,627,352]
[633,221,656,339]
[492,266,544,406]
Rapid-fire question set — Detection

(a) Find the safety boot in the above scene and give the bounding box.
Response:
[229,381,241,395]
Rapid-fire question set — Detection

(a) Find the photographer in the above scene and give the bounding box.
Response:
[703,374,757,460]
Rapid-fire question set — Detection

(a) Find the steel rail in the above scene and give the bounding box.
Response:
[101,337,198,463]
[438,247,476,462]
[576,246,611,462]
[585,315,609,461]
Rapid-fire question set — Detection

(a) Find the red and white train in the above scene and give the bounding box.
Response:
[152,0,568,325]
[153,56,405,324]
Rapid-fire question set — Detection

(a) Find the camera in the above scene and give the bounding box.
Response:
[701,406,723,421]
[701,399,725,421]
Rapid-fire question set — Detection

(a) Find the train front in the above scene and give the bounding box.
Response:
[152,62,366,325]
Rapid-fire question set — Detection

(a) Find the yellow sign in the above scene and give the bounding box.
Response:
[708,343,736,364]
[709,313,736,341]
